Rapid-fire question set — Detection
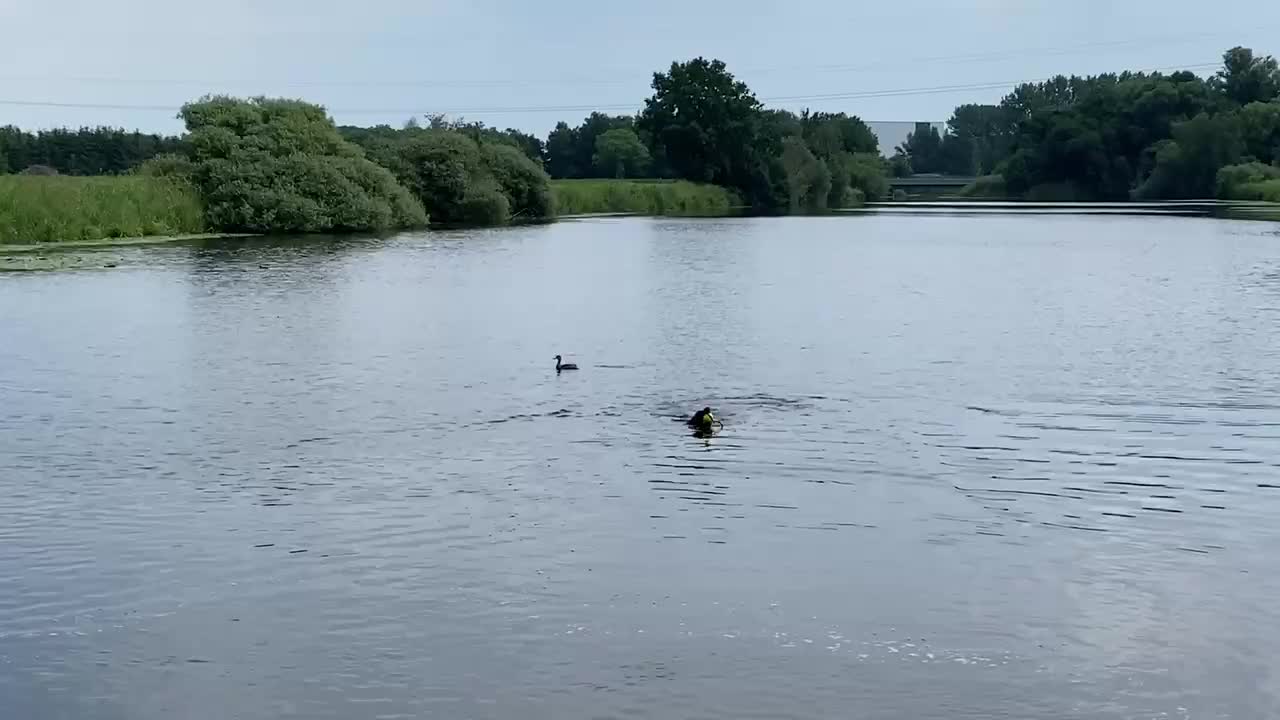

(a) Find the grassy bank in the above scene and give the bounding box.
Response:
[552,179,740,217]
[0,176,204,245]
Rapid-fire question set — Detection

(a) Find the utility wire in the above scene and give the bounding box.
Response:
[0,28,1259,89]
[0,62,1223,117]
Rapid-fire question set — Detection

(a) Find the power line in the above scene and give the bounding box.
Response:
[0,29,1259,89]
[0,61,1223,118]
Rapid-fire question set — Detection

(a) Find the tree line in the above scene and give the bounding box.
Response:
[0,127,186,176]
[3,46,1277,236]
[892,46,1280,201]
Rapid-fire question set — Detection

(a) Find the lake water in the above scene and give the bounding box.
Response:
[3,212,1280,719]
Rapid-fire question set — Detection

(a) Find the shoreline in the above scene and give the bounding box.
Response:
[0,233,259,256]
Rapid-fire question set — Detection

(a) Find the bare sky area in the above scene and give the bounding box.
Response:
[1,0,1278,135]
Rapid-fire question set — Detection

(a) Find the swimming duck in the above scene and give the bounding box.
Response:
[555,355,579,372]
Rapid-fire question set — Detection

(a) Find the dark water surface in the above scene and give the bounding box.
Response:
[3,214,1280,719]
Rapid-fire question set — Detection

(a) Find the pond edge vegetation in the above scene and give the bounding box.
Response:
[1,46,1278,245]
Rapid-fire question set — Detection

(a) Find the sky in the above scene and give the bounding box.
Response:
[1,0,1279,139]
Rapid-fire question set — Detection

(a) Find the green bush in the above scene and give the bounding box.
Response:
[1226,178,1280,201]
[1217,162,1280,198]
[179,96,426,234]
[843,152,889,203]
[550,179,739,216]
[481,143,555,220]
[349,128,554,226]
[780,138,831,212]
[0,176,204,244]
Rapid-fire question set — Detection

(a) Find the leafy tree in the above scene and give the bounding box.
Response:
[0,125,186,175]
[178,96,426,233]
[545,121,579,178]
[895,125,945,174]
[593,128,650,178]
[1216,161,1280,198]
[843,152,890,202]
[888,154,913,178]
[481,142,554,219]
[800,111,877,158]
[1239,100,1280,163]
[1215,47,1280,107]
[543,113,636,179]
[779,137,831,211]
[638,57,775,205]
[947,104,1012,174]
[344,125,553,225]
[760,109,803,143]
[1134,112,1243,199]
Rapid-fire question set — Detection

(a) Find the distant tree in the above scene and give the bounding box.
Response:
[1215,47,1280,107]
[544,114,638,178]
[480,142,555,219]
[179,96,426,233]
[0,126,185,175]
[760,109,803,142]
[888,154,913,178]
[344,125,553,226]
[575,113,634,177]
[1238,100,1280,163]
[780,137,831,212]
[639,57,765,185]
[545,121,579,178]
[593,128,650,178]
[843,152,890,202]
[497,128,547,167]
[800,111,878,158]
[1216,161,1280,198]
[896,126,945,174]
[638,57,779,207]
[1134,111,1243,199]
[946,104,1011,174]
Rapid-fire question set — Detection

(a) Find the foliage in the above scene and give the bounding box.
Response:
[417,114,546,166]
[344,125,553,226]
[996,69,1223,200]
[545,113,636,178]
[947,104,1012,174]
[1214,47,1280,107]
[481,142,555,219]
[970,48,1280,200]
[0,176,204,244]
[550,179,739,216]
[180,96,426,234]
[593,128,650,179]
[1133,112,1243,199]
[1216,162,1280,199]
[779,138,831,211]
[137,153,197,179]
[895,125,945,174]
[0,126,186,176]
[800,111,878,157]
[838,152,890,204]
[638,58,780,208]
[1238,101,1280,163]
[888,154,913,178]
